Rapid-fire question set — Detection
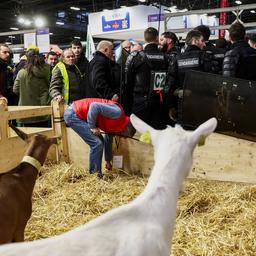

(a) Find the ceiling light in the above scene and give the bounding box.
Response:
[138,0,147,2]
[70,6,80,11]
[18,17,25,24]
[235,0,242,4]
[8,36,15,38]
[49,32,53,35]
[56,21,64,25]
[178,8,188,12]
[24,19,32,26]
[35,17,45,27]
[74,36,81,39]
[10,27,19,30]
[250,10,255,13]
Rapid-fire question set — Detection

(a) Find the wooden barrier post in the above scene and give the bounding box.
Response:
[52,101,69,162]
[0,100,8,142]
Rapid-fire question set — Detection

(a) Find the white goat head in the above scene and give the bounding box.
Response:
[130,114,217,180]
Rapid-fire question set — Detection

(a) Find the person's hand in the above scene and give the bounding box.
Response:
[54,95,64,103]
[111,94,119,102]
[90,128,101,136]
[0,96,8,104]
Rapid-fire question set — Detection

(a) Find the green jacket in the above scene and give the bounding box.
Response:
[13,64,51,123]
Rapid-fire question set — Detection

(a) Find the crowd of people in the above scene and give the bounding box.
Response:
[0,22,256,177]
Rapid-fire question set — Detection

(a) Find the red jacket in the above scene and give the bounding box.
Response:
[73,98,129,133]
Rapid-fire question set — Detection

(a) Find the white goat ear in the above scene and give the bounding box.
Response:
[130,114,154,134]
[190,118,217,147]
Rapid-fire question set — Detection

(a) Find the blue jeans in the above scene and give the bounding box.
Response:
[64,104,118,175]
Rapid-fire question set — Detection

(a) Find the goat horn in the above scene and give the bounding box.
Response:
[9,122,29,141]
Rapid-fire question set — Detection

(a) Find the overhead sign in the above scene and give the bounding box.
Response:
[36,27,50,53]
[24,32,36,49]
[148,14,165,22]
[102,11,130,32]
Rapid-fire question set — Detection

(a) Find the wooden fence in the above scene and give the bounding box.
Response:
[1,101,256,183]
[0,101,69,173]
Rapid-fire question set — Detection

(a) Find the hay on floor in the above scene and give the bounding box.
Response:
[25,162,256,255]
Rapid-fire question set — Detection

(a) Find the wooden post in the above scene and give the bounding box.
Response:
[0,100,8,142]
[52,101,69,162]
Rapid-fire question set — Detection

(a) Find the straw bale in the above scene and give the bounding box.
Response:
[25,162,256,255]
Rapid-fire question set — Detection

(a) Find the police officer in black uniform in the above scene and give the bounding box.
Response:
[169,29,219,123]
[223,22,256,80]
[159,31,180,62]
[124,27,170,129]
[195,25,226,74]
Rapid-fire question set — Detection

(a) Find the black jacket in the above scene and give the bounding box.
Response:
[164,46,180,63]
[204,42,226,74]
[0,58,17,104]
[124,43,170,129]
[75,53,89,98]
[125,43,168,98]
[0,58,8,97]
[169,45,219,90]
[88,51,118,99]
[223,40,256,80]
[76,53,89,77]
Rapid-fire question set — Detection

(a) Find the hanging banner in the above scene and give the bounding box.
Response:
[219,0,229,38]
[24,32,36,49]
[102,11,130,32]
[36,27,50,53]
[85,25,96,62]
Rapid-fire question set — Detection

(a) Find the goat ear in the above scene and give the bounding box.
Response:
[130,114,154,134]
[50,136,62,145]
[9,122,29,142]
[189,118,217,147]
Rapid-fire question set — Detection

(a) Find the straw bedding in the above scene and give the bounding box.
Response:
[25,162,256,255]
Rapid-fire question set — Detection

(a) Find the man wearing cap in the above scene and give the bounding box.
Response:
[64,98,135,178]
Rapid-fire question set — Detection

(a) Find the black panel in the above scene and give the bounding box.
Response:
[181,70,256,141]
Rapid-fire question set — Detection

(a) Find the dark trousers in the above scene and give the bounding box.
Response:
[132,96,170,130]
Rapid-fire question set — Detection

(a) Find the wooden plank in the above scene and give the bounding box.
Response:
[7,106,52,120]
[52,102,69,162]
[40,126,256,183]
[66,128,90,169]
[111,133,256,184]
[0,103,8,141]
[8,127,53,137]
[0,137,27,172]
[112,136,154,175]
[0,130,58,174]
[191,133,256,183]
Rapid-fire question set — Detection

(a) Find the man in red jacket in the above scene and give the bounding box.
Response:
[64,98,135,178]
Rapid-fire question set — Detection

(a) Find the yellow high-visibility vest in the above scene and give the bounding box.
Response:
[52,62,81,103]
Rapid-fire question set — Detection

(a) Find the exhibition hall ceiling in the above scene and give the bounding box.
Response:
[0,0,255,45]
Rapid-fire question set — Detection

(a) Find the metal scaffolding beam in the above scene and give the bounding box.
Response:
[0,29,36,37]
[164,4,256,35]
[165,4,256,19]
[167,22,256,33]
